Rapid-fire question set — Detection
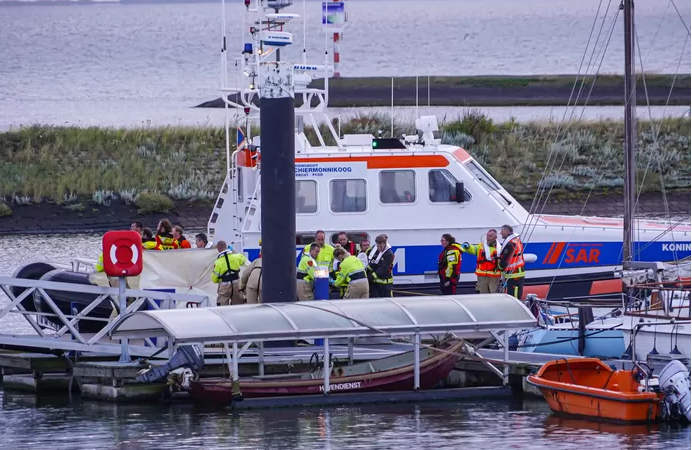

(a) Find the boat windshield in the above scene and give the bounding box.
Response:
[465,160,501,192]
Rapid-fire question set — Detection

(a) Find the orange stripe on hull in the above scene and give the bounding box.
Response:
[522,284,550,300]
[547,242,566,265]
[589,279,623,295]
[296,155,449,169]
[542,243,557,264]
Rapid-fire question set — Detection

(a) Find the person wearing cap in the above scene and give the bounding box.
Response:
[333,248,369,299]
[239,239,263,304]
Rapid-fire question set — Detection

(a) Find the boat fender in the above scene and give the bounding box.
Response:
[11,262,59,312]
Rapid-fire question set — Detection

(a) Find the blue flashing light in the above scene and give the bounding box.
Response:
[243,43,253,54]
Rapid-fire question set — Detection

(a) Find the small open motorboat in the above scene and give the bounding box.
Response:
[188,339,464,404]
[527,358,663,423]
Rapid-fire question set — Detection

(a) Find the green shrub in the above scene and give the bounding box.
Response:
[0,118,688,203]
[0,201,12,217]
[136,192,174,214]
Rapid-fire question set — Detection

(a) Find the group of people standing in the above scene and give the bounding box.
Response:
[437,224,525,299]
[297,231,395,301]
[95,219,203,272]
[104,221,524,305]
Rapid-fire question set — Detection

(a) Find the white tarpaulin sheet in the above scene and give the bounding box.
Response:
[91,249,220,307]
[139,249,219,307]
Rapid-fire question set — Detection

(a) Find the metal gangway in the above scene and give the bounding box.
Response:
[0,275,209,358]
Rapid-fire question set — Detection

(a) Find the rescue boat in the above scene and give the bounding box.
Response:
[527,358,692,424]
[206,1,691,300]
[188,339,463,403]
[527,358,662,423]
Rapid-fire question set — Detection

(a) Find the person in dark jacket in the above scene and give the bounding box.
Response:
[366,234,395,298]
[337,231,357,256]
[438,233,462,295]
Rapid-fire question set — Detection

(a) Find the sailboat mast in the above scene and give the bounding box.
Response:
[622,0,637,262]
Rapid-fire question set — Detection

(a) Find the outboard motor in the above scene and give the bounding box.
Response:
[659,360,692,423]
[136,345,205,383]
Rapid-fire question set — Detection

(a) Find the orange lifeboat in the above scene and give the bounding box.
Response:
[527,358,661,423]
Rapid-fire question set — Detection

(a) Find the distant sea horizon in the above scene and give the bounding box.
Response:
[1,0,689,129]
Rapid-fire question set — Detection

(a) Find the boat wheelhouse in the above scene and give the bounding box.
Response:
[206,0,689,297]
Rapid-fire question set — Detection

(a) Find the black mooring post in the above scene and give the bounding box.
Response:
[260,62,296,305]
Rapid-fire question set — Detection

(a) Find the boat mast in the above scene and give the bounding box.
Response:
[622,0,637,262]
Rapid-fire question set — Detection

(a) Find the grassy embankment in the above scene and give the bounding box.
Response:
[0,113,689,216]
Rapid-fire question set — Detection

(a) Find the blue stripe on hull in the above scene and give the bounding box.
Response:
[243,241,690,276]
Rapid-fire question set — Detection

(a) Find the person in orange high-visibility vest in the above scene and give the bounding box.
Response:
[461,228,502,293]
[498,224,525,299]
[438,233,462,295]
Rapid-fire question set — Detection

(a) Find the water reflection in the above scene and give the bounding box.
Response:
[0,391,689,449]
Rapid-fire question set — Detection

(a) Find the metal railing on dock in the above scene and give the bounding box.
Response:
[0,276,209,358]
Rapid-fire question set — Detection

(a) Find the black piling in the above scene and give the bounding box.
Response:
[260,63,297,304]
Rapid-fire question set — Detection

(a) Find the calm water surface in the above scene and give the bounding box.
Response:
[0,0,689,129]
[0,394,689,449]
[1,233,691,447]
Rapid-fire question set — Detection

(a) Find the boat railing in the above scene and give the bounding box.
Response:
[631,320,692,368]
[0,276,209,358]
[71,258,97,273]
[625,282,691,319]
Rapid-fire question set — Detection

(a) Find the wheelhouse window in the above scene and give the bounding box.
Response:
[296,180,318,213]
[428,169,472,202]
[330,232,370,245]
[379,170,416,204]
[465,160,501,191]
[330,179,367,213]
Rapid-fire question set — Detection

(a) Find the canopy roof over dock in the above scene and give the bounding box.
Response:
[110,294,536,344]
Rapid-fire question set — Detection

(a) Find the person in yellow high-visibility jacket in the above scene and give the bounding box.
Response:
[333,248,369,299]
[296,243,320,301]
[211,240,249,306]
[303,230,335,278]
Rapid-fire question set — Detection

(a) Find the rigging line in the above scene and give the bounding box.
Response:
[522,0,608,232]
[630,30,690,263]
[632,217,687,258]
[546,143,617,289]
[524,6,611,239]
[609,216,686,271]
[670,0,691,36]
[524,9,622,245]
[573,9,622,123]
[524,4,618,243]
[570,0,619,123]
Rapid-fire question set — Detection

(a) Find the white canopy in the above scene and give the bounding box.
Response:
[110,294,536,344]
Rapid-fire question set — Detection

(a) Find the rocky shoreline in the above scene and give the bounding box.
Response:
[0,192,688,236]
